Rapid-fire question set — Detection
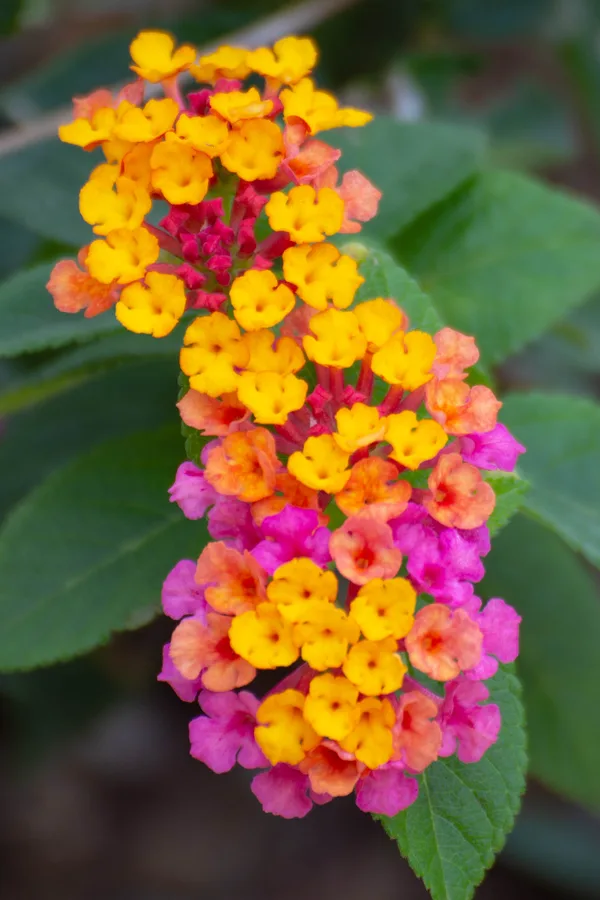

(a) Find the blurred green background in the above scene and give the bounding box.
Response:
[1,1,600,898]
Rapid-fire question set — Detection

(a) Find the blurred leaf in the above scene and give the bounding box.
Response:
[501,392,600,568]
[393,170,600,365]
[486,470,529,536]
[0,261,122,357]
[0,426,204,671]
[483,515,600,812]
[443,0,551,39]
[333,116,486,241]
[0,216,40,280]
[0,0,21,35]
[0,358,179,517]
[0,141,94,246]
[0,327,182,414]
[380,666,526,900]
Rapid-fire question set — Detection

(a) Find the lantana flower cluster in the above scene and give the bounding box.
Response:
[49,31,524,820]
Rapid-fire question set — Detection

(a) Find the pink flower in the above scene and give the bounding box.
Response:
[463,597,521,680]
[251,764,331,819]
[157,643,203,702]
[207,496,261,551]
[355,765,419,815]
[189,690,267,773]
[169,461,217,519]
[458,423,525,472]
[438,677,501,763]
[251,506,331,574]
[161,559,207,621]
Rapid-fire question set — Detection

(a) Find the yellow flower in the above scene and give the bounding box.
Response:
[339,697,395,769]
[237,371,308,425]
[255,689,320,766]
[384,411,448,470]
[265,185,344,243]
[191,46,250,83]
[229,602,299,670]
[280,77,372,134]
[292,601,360,670]
[288,434,351,493]
[242,330,305,375]
[150,137,213,205]
[230,269,295,332]
[175,114,230,156]
[303,674,359,741]
[334,402,386,453]
[372,330,437,390]
[342,637,407,696]
[350,578,416,641]
[113,98,179,143]
[303,309,366,368]
[115,272,186,337]
[267,558,338,613]
[79,166,151,236]
[210,88,273,124]
[354,298,405,351]
[180,311,249,397]
[282,243,363,310]
[120,142,154,189]
[247,36,317,85]
[221,119,284,181]
[129,30,196,82]
[85,226,159,285]
[59,107,116,150]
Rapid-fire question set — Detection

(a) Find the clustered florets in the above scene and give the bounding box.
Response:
[50,30,524,819]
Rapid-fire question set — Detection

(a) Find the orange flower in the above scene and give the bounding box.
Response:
[335,457,411,519]
[329,513,402,585]
[251,472,324,526]
[299,743,363,797]
[405,605,482,682]
[425,379,501,436]
[47,255,120,318]
[204,428,278,503]
[169,613,255,691]
[432,327,479,380]
[177,390,249,436]
[424,452,495,529]
[195,542,267,615]
[392,691,442,772]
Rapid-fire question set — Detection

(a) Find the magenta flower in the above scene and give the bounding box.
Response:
[207,495,261,551]
[458,423,525,472]
[355,765,419,816]
[251,506,331,574]
[251,764,331,818]
[463,597,521,680]
[189,690,267,773]
[438,678,501,763]
[161,559,207,621]
[157,643,203,702]
[169,461,217,519]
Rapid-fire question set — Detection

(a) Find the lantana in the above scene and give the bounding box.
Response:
[50,31,525,820]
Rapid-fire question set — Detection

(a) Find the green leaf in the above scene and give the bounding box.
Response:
[0,426,205,671]
[486,471,529,536]
[501,392,600,568]
[350,242,443,333]
[333,117,486,241]
[392,170,600,365]
[482,515,600,812]
[380,666,526,900]
[0,358,179,518]
[0,261,123,358]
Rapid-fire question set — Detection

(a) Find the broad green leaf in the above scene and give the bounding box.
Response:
[0,328,182,414]
[486,471,529,536]
[333,117,486,241]
[0,358,179,517]
[0,426,204,671]
[392,170,600,365]
[350,242,443,333]
[0,216,40,280]
[380,666,526,900]
[0,262,123,357]
[501,392,600,568]
[483,515,600,812]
